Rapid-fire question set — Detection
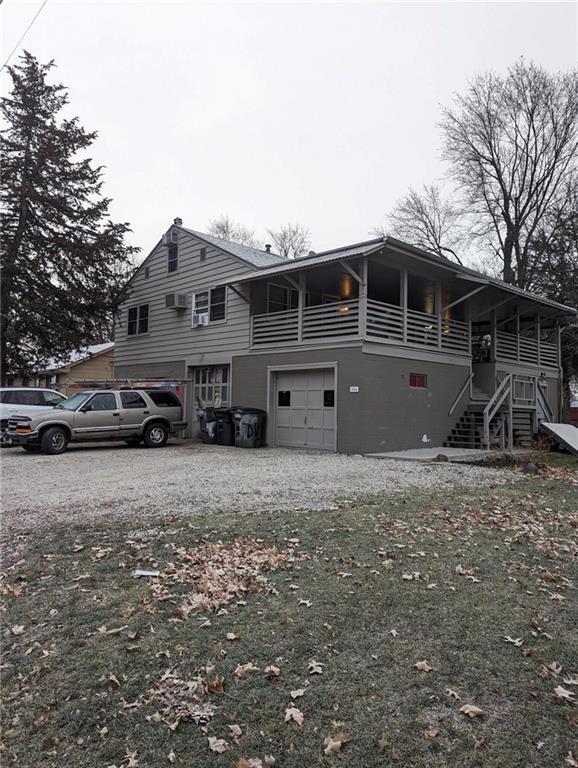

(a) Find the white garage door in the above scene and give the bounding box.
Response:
[274,369,336,450]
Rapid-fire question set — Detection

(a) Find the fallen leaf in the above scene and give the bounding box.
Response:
[502,635,523,647]
[389,629,398,637]
[323,731,351,755]
[226,633,238,641]
[308,660,323,674]
[565,751,578,768]
[298,599,312,607]
[554,685,575,703]
[415,660,432,672]
[446,688,461,701]
[168,750,176,764]
[229,723,242,740]
[424,727,438,740]
[290,688,306,699]
[284,706,304,726]
[11,625,25,636]
[460,704,484,718]
[208,737,229,753]
[265,665,281,677]
[234,662,259,679]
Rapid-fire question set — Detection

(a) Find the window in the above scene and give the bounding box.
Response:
[128,304,149,335]
[144,266,150,279]
[323,390,335,407]
[267,284,298,314]
[278,391,291,407]
[1,389,45,405]
[192,366,230,418]
[43,391,66,406]
[409,373,427,389]
[210,287,226,321]
[86,393,117,411]
[55,392,91,411]
[192,288,227,324]
[120,391,147,409]
[146,390,181,408]
[200,247,206,262]
[168,243,178,273]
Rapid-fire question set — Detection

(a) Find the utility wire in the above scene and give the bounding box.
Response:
[1,0,48,70]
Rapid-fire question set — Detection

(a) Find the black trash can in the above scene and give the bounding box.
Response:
[214,408,235,446]
[231,408,267,448]
[198,407,216,444]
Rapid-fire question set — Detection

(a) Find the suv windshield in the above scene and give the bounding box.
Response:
[55,393,91,411]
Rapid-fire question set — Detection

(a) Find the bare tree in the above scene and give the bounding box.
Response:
[375,185,465,264]
[265,222,311,259]
[440,59,578,288]
[207,214,260,249]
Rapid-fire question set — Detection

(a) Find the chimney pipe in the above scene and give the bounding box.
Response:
[173,217,183,226]
[265,244,271,253]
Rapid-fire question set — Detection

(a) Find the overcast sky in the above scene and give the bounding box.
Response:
[2,1,576,260]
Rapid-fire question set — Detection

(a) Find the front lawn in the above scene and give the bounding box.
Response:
[1,456,577,767]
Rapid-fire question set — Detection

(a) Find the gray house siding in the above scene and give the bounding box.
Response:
[231,347,470,454]
[114,229,254,377]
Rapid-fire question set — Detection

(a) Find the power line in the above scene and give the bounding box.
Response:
[1,0,48,71]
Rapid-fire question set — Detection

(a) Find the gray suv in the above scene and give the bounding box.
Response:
[7,389,187,455]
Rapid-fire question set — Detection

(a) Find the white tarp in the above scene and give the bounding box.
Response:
[540,422,578,455]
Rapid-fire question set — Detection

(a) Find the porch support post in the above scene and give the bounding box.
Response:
[436,282,443,349]
[535,313,541,366]
[401,268,408,344]
[297,272,306,344]
[491,310,497,362]
[358,257,368,340]
[515,309,520,362]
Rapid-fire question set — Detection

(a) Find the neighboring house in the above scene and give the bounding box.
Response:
[7,343,115,394]
[115,219,577,454]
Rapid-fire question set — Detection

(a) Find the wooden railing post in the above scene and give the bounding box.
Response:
[358,258,368,340]
[536,313,541,366]
[401,269,408,344]
[515,310,520,363]
[436,283,442,349]
[297,272,306,344]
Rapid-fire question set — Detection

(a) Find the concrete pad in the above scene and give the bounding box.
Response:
[365,447,531,463]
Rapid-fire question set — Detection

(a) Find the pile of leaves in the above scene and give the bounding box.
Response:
[150,538,304,617]
[131,667,221,731]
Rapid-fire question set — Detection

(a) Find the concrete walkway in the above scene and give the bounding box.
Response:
[366,447,532,462]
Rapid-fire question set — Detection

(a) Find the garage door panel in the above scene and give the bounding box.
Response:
[274,368,335,450]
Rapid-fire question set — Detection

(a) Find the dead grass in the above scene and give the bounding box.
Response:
[1,455,577,768]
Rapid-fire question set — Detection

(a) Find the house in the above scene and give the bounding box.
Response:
[114,219,577,454]
[8,343,115,394]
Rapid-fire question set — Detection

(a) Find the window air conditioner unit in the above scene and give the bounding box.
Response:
[192,313,209,327]
[165,293,187,310]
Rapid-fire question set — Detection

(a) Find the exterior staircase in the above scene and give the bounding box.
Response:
[444,403,506,449]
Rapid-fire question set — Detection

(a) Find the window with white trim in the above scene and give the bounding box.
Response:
[168,243,178,273]
[128,304,149,335]
[193,365,230,418]
[192,287,227,325]
[267,283,299,313]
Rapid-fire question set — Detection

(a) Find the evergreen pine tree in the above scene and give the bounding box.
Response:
[1,51,138,381]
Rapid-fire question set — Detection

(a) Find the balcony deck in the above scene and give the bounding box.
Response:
[250,299,559,369]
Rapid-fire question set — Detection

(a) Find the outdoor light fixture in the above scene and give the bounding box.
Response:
[339,305,350,314]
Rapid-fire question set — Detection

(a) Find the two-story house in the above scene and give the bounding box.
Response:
[114,218,576,454]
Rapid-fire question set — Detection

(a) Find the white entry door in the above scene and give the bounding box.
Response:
[274,369,336,450]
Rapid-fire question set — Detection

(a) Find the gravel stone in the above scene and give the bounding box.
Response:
[1,441,514,540]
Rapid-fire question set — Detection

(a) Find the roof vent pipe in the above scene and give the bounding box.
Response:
[265,244,271,253]
[173,217,183,226]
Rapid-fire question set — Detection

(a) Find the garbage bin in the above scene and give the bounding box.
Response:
[231,408,267,448]
[214,407,235,446]
[198,407,216,444]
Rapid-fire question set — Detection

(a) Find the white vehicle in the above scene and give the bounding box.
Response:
[0,387,66,446]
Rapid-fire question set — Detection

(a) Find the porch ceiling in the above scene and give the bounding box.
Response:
[222,235,577,318]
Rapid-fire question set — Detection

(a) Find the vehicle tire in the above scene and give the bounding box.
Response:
[143,421,169,448]
[123,436,142,446]
[22,445,42,452]
[41,427,69,455]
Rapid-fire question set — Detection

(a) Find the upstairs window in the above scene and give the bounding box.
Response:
[128,304,149,335]
[192,288,227,325]
[210,287,226,321]
[168,243,178,273]
[267,283,298,313]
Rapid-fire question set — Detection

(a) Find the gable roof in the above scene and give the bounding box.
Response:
[222,235,576,316]
[180,227,287,268]
[40,342,115,373]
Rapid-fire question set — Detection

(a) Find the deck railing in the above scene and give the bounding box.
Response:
[496,331,558,368]
[250,304,557,367]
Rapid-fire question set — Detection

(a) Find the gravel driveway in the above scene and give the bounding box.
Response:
[1,441,512,540]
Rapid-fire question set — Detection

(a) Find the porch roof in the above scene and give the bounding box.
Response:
[222,235,576,316]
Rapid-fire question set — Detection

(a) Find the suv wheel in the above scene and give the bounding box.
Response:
[143,422,169,448]
[41,427,69,455]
